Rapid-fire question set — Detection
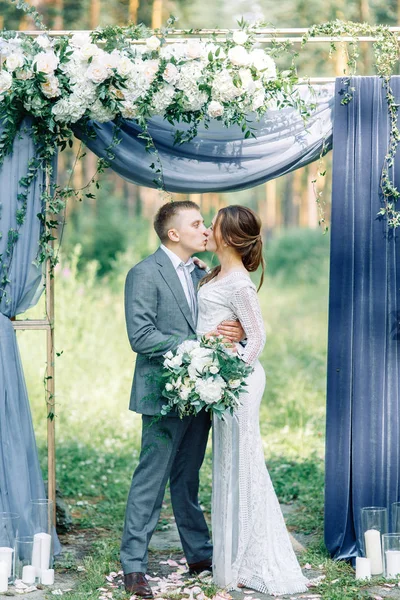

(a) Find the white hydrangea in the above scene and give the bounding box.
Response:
[70,32,92,48]
[36,35,53,49]
[70,81,97,105]
[232,30,249,45]
[89,99,116,123]
[228,45,251,67]
[195,375,226,404]
[33,51,59,74]
[207,100,224,118]
[250,49,276,78]
[52,97,85,123]
[163,62,180,85]
[23,94,46,116]
[41,74,61,98]
[205,43,226,61]
[160,43,187,61]
[252,89,266,110]
[212,70,242,103]
[146,36,161,51]
[0,70,13,94]
[86,59,110,84]
[6,53,24,72]
[151,84,175,115]
[238,68,256,94]
[182,90,208,112]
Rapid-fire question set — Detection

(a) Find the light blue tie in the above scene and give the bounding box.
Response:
[180,261,198,325]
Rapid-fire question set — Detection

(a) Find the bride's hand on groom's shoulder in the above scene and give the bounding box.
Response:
[192,256,209,271]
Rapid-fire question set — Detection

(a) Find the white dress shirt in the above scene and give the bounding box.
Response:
[160,244,196,309]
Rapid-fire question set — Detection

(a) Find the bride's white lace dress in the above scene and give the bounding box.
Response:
[197,271,308,596]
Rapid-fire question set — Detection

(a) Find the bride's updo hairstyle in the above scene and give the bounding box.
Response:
[201,205,265,291]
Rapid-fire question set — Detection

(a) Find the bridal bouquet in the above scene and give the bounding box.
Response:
[160,337,253,419]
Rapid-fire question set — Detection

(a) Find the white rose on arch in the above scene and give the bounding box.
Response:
[34,51,59,74]
[185,40,206,60]
[0,70,12,94]
[146,36,161,51]
[41,75,61,98]
[6,53,24,72]
[15,67,34,81]
[232,30,249,45]
[207,100,224,118]
[228,45,251,67]
[70,32,92,48]
[163,62,180,85]
[86,59,110,84]
[36,35,53,50]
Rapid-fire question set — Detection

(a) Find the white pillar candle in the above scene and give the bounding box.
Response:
[365,529,383,575]
[386,550,400,578]
[41,568,54,585]
[32,532,52,576]
[22,564,36,585]
[31,534,42,578]
[0,562,8,593]
[355,556,372,580]
[0,547,13,578]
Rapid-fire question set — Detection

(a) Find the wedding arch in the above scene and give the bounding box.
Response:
[1,18,400,563]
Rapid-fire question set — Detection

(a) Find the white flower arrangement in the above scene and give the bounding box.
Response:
[160,336,253,420]
[0,23,285,133]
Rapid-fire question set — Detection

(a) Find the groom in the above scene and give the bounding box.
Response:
[121,200,244,597]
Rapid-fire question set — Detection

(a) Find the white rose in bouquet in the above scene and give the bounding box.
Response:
[179,386,192,401]
[146,36,161,51]
[34,51,59,74]
[250,50,276,78]
[207,100,224,118]
[229,379,241,388]
[188,347,214,379]
[177,340,201,355]
[0,71,13,94]
[232,31,249,45]
[86,59,110,84]
[164,353,183,369]
[195,375,226,404]
[6,53,24,72]
[163,62,180,85]
[228,45,250,67]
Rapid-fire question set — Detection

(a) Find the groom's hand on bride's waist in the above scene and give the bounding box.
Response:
[216,320,245,343]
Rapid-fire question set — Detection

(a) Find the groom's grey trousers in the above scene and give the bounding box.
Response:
[121,248,212,574]
[120,410,212,573]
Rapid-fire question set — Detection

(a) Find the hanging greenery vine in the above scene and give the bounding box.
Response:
[0,5,400,303]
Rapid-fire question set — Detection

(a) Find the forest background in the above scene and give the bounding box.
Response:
[1,1,396,598]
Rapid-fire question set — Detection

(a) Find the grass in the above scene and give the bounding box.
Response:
[17,238,386,599]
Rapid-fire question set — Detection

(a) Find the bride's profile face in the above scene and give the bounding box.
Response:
[206,216,219,252]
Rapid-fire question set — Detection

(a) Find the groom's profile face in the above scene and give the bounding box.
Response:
[167,208,208,254]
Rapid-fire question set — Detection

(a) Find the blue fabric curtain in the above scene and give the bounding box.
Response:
[74,84,334,193]
[325,77,400,561]
[0,119,59,549]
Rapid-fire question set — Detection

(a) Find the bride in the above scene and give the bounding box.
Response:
[197,205,308,596]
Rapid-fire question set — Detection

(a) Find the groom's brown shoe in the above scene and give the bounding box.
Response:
[188,558,213,575]
[124,572,154,598]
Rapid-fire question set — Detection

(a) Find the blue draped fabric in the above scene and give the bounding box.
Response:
[325,77,400,561]
[74,84,334,192]
[0,120,60,551]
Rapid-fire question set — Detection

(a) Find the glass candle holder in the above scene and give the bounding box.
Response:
[14,537,35,584]
[29,500,54,581]
[360,506,388,575]
[0,512,19,582]
[391,502,400,533]
[383,534,400,578]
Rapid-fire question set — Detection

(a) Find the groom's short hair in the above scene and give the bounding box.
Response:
[154,200,200,242]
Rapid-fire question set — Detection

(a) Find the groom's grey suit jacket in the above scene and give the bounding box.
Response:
[125,247,205,416]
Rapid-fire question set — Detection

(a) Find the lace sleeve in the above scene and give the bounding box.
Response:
[230,284,266,365]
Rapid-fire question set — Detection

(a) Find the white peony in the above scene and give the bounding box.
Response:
[177,340,201,355]
[228,45,250,67]
[0,70,12,94]
[163,62,180,85]
[164,353,183,369]
[250,49,276,78]
[70,32,92,48]
[195,375,226,404]
[34,51,59,74]
[6,53,24,72]
[238,68,256,94]
[86,59,110,84]
[15,67,34,80]
[185,40,206,60]
[41,74,61,98]
[116,56,134,77]
[207,100,224,118]
[80,43,102,61]
[232,30,249,45]
[36,35,53,49]
[146,36,161,51]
